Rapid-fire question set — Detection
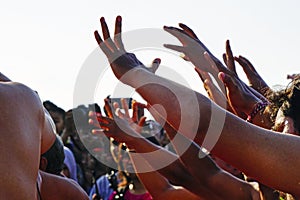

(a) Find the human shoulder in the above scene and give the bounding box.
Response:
[40,171,88,200]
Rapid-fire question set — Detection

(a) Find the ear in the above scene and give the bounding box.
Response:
[39,157,48,171]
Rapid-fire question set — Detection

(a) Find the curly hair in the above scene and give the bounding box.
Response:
[266,78,300,133]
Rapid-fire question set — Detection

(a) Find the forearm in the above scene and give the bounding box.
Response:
[130,68,211,143]
[214,111,300,195]
[129,68,300,195]
[178,134,258,199]
[130,161,204,200]
[126,136,219,199]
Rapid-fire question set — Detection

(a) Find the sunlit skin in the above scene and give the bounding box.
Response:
[94,16,300,197]
[0,80,56,199]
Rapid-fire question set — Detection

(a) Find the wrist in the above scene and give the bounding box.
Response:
[246,100,270,123]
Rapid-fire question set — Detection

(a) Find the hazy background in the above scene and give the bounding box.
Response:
[1,0,299,110]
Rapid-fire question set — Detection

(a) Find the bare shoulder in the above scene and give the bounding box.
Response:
[40,171,89,200]
[0,82,45,199]
[0,81,43,112]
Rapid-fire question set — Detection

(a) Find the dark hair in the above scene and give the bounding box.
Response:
[43,100,66,121]
[267,78,300,133]
[41,135,65,175]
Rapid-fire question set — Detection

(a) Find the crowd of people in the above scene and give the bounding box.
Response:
[1,15,300,199]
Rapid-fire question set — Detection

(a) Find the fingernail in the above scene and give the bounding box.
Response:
[154,58,161,64]
[218,72,225,81]
[116,15,121,22]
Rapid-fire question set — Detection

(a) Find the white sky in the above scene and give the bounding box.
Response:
[0,0,299,111]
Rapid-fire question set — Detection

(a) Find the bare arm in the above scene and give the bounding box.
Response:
[94,16,300,197]
[89,104,217,199]
[150,109,262,200]
[129,155,202,200]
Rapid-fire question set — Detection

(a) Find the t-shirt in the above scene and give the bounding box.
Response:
[89,175,114,200]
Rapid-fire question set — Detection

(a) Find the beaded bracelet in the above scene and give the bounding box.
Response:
[246,101,269,123]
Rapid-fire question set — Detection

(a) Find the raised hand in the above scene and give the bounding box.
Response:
[163,24,218,74]
[218,71,260,118]
[89,98,147,143]
[113,98,147,133]
[235,55,270,95]
[163,24,234,95]
[204,52,258,119]
[194,68,234,113]
[94,16,158,85]
[91,113,144,151]
[222,40,237,75]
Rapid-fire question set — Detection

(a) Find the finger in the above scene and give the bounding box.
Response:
[178,23,199,40]
[204,52,231,74]
[100,17,111,40]
[194,68,205,82]
[225,40,237,75]
[114,15,125,51]
[218,72,236,90]
[97,116,112,125]
[132,100,138,123]
[92,129,105,135]
[218,72,242,115]
[195,68,211,82]
[104,98,114,119]
[138,116,147,127]
[180,53,190,61]
[88,111,101,124]
[113,101,120,110]
[204,52,230,95]
[116,108,126,120]
[203,79,235,113]
[235,55,257,73]
[222,53,228,66]
[94,30,112,56]
[88,119,101,128]
[163,26,192,44]
[149,58,161,73]
[121,98,130,118]
[88,110,97,118]
[113,102,125,119]
[234,56,256,80]
[163,44,185,53]
[203,79,214,100]
[204,78,225,102]
[100,17,118,52]
[132,100,146,122]
[204,52,222,73]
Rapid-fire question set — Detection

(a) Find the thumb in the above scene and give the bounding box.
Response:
[149,58,161,73]
[218,72,234,89]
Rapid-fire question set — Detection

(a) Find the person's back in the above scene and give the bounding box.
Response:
[0,81,55,199]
